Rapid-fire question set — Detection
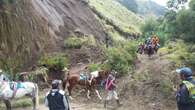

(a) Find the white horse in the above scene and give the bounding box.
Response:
[0,74,39,110]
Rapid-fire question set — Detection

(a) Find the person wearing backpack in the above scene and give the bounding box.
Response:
[45,80,70,110]
[176,67,195,110]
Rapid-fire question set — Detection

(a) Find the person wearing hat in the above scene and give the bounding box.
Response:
[104,74,121,108]
[45,80,70,110]
[176,67,195,110]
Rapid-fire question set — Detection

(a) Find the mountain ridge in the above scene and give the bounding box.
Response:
[117,0,167,17]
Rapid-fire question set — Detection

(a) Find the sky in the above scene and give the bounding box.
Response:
[151,0,168,6]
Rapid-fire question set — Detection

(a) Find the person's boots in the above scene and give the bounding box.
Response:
[104,100,108,108]
[116,99,122,107]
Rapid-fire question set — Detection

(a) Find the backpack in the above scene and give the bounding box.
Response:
[183,81,195,102]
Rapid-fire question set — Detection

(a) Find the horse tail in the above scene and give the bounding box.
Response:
[62,79,67,90]
[35,83,39,107]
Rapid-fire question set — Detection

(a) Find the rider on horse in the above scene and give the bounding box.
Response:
[143,34,160,54]
[151,34,160,51]
[151,35,159,47]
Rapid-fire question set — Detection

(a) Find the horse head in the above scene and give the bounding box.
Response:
[98,70,110,79]
[62,67,70,76]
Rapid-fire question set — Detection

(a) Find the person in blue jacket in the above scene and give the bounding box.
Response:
[176,67,195,110]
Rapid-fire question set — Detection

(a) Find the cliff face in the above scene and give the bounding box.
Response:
[0,0,107,72]
[32,0,107,43]
[0,1,50,72]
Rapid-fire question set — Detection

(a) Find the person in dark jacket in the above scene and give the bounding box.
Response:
[176,67,195,110]
[45,80,70,110]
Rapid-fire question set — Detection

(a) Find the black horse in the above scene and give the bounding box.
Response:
[144,45,154,57]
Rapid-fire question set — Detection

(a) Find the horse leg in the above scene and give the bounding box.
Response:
[32,84,39,110]
[87,89,91,99]
[95,89,102,100]
[62,80,67,90]
[32,97,36,110]
[68,85,73,100]
[3,99,11,110]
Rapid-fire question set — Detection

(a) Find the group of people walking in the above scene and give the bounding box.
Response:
[137,34,160,55]
[1,65,195,110]
[45,67,195,110]
[45,72,121,110]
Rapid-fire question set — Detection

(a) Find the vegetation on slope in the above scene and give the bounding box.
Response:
[159,40,195,69]
[136,0,167,17]
[117,0,138,13]
[117,0,167,17]
[0,0,50,75]
[141,0,195,69]
[89,0,143,34]
[103,41,137,75]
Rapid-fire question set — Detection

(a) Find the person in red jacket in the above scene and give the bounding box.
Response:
[104,74,121,108]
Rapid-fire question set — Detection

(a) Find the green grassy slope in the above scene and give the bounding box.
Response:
[89,0,143,34]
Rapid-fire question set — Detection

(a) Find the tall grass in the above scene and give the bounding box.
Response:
[89,0,143,33]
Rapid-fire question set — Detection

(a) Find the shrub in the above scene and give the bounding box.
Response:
[103,41,137,75]
[160,40,195,68]
[64,35,96,49]
[64,37,85,49]
[38,54,68,71]
[0,0,15,4]
[0,96,45,109]
[159,79,173,98]
[84,35,97,46]
[166,41,190,66]
[104,48,128,75]
[88,63,99,72]
[123,41,137,58]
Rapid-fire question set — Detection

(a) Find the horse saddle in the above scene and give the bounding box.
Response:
[9,82,25,90]
[80,74,88,81]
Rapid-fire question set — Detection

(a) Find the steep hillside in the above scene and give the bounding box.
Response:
[137,0,167,17]
[117,0,167,17]
[32,0,107,43]
[0,0,108,72]
[89,0,143,34]
[117,0,138,13]
[0,0,50,72]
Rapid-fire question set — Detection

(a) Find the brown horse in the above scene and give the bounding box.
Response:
[62,70,109,100]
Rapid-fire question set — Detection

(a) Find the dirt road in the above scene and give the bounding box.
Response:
[14,54,177,110]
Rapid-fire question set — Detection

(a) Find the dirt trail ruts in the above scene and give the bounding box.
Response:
[15,102,106,110]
